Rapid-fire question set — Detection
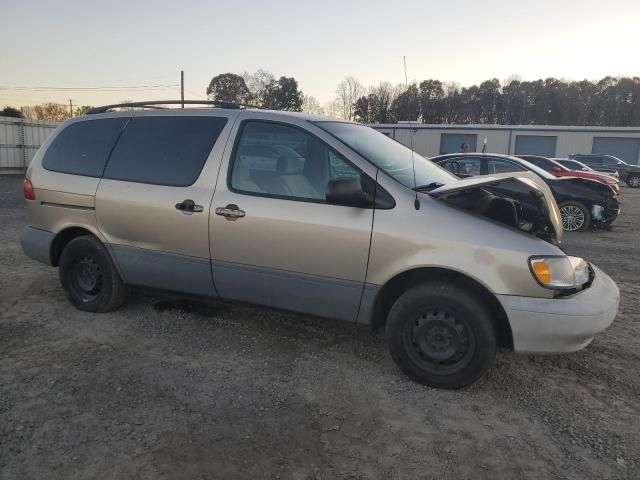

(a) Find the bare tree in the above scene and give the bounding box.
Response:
[503,74,522,88]
[336,77,364,120]
[302,95,325,115]
[32,103,70,121]
[242,69,276,105]
[324,98,343,118]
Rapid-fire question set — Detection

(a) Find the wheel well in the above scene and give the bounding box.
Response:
[50,227,95,266]
[370,267,513,350]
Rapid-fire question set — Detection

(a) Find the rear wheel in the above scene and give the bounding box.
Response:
[627,175,640,188]
[386,282,496,389]
[559,201,591,232]
[59,235,127,312]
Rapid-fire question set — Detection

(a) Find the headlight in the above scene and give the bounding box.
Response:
[529,256,590,289]
[592,205,605,220]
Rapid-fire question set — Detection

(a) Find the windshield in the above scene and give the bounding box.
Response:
[316,122,456,188]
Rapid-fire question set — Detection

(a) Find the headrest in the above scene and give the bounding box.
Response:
[277,155,304,175]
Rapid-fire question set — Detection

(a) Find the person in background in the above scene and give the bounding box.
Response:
[460,142,469,153]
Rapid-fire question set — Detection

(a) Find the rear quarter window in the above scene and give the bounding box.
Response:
[42,118,128,177]
[103,116,227,186]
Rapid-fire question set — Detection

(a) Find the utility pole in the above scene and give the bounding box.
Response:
[180,70,184,108]
[69,99,73,118]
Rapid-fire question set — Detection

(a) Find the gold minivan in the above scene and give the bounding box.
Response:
[21,101,620,389]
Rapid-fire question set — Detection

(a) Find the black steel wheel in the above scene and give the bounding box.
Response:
[404,309,476,376]
[70,255,104,301]
[59,235,127,312]
[386,282,496,389]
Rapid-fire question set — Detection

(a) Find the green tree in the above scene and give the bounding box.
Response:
[206,73,251,103]
[353,95,371,123]
[418,79,444,124]
[262,76,303,111]
[389,84,419,122]
[1,106,23,118]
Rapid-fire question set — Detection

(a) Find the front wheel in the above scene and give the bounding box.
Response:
[627,175,640,188]
[559,201,591,232]
[59,235,128,312]
[386,283,496,389]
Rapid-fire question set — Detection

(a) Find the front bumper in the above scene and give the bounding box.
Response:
[593,197,620,226]
[20,226,55,265]
[498,265,619,353]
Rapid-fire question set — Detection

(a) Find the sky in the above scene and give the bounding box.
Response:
[1,0,639,109]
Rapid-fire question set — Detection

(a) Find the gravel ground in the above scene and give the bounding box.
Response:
[1,175,638,479]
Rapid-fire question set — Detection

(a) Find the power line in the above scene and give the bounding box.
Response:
[0,84,180,91]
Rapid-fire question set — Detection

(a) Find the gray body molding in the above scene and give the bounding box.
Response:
[356,283,381,326]
[20,227,54,265]
[111,245,217,297]
[211,260,364,322]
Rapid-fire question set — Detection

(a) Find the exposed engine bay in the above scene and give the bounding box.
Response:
[429,177,560,244]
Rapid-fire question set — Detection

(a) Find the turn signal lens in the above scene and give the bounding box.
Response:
[531,259,551,285]
[528,256,589,290]
[23,178,35,200]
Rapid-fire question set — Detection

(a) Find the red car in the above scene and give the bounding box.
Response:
[517,155,620,193]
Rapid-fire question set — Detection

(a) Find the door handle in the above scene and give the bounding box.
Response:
[215,204,245,221]
[175,199,204,214]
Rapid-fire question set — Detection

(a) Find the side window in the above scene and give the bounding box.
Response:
[580,156,601,166]
[603,157,620,167]
[103,116,227,186]
[522,157,549,170]
[230,122,360,201]
[487,158,526,173]
[457,157,482,176]
[329,151,360,179]
[42,118,128,177]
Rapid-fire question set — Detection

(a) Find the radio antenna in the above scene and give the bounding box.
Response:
[404,56,420,209]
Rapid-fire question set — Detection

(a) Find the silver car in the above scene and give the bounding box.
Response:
[20,101,619,389]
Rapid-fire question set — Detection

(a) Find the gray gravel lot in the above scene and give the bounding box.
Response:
[1,174,639,479]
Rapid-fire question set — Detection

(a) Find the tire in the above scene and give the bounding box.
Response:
[627,175,640,188]
[386,282,496,389]
[59,235,127,312]
[559,201,591,232]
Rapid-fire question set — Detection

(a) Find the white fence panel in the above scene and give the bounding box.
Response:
[0,116,60,173]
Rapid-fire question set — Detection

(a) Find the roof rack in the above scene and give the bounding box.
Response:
[87,100,267,115]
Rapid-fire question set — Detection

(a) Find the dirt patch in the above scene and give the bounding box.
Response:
[1,175,639,479]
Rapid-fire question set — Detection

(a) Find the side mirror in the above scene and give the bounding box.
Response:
[326,176,374,207]
[551,166,563,172]
[582,167,589,171]
[326,175,395,209]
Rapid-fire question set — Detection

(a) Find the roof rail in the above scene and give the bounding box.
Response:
[87,100,267,114]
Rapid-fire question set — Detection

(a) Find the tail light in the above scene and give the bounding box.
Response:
[23,178,36,200]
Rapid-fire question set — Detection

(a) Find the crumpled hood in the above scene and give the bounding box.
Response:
[429,172,563,243]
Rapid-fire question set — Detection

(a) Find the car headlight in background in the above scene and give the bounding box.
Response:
[529,256,590,289]
[592,205,605,220]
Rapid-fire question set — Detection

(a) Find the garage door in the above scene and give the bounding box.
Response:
[439,134,477,154]
[514,135,557,157]
[592,137,640,165]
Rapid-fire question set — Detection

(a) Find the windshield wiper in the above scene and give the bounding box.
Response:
[414,182,444,192]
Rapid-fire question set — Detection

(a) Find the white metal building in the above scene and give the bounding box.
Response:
[0,116,59,174]
[371,124,640,165]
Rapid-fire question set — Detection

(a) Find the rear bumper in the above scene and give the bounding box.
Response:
[20,226,54,265]
[498,265,619,353]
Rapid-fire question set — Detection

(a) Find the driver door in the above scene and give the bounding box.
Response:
[209,119,375,321]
